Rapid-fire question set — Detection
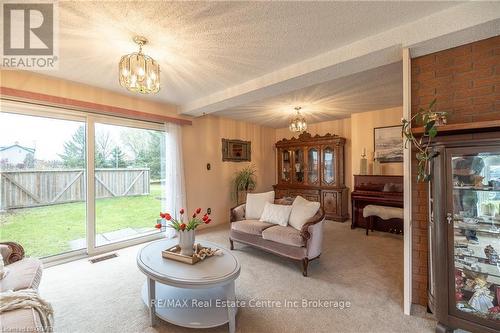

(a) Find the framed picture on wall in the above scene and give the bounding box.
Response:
[373,125,403,163]
[222,139,251,162]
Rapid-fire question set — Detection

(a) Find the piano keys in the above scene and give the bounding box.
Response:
[351,175,404,233]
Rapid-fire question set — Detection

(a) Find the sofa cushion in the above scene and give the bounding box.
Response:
[245,191,275,219]
[231,220,274,236]
[289,196,320,230]
[259,202,292,226]
[0,258,42,292]
[0,308,43,332]
[262,226,305,247]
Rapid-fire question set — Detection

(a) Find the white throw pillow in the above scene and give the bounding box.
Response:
[245,191,275,219]
[259,202,292,227]
[289,196,321,230]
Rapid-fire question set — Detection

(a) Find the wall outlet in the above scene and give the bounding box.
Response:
[207,208,211,215]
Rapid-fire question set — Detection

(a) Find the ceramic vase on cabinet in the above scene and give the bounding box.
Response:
[178,230,195,256]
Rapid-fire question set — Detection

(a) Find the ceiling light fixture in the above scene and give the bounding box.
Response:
[289,106,307,133]
[119,36,160,94]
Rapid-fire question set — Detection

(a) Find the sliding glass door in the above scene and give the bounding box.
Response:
[0,103,165,260]
[0,112,87,258]
[93,122,163,247]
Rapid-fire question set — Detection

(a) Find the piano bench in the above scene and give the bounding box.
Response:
[362,205,404,236]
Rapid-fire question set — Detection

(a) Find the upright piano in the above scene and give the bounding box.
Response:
[351,175,404,233]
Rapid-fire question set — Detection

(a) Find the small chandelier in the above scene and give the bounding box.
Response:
[119,36,160,94]
[289,106,307,132]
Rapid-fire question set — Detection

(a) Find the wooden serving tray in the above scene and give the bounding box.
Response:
[162,244,201,265]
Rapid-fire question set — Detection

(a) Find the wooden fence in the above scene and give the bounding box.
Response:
[0,168,150,210]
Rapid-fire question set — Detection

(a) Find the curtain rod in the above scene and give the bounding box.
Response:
[0,87,192,126]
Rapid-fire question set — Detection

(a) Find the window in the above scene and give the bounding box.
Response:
[0,102,166,260]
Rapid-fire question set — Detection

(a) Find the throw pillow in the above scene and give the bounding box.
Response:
[245,191,275,219]
[289,196,321,230]
[259,202,292,227]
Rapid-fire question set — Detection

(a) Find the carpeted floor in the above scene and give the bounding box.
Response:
[40,221,436,333]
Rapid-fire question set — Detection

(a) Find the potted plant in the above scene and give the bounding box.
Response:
[155,208,211,256]
[232,165,257,204]
[402,98,446,182]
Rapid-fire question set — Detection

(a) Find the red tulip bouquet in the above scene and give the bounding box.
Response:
[156,208,211,231]
[156,208,211,256]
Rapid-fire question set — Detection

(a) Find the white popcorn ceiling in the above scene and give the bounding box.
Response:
[42,1,463,126]
[215,62,403,127]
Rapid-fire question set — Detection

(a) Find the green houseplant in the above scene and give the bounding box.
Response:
[402,98,445,182]
[232,165,257,204]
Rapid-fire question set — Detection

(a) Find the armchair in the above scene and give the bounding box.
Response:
[0,242,46,332]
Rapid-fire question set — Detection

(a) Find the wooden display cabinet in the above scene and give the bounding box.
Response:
[428,132,500,333]
[273,132,348,221]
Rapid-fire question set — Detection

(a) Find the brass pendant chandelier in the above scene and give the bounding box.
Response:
[289,106,307,132]
[119,36,160,94]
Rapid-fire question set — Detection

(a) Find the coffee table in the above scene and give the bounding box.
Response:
[137,239,240,333]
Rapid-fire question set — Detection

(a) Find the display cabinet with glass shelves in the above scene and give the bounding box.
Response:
[429,136,500,333]
[274,132,348,221]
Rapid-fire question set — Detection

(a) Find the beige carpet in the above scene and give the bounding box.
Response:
[40,221,436,333]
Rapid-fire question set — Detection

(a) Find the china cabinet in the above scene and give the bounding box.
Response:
[429,133,500,333]
[273,132,348,221]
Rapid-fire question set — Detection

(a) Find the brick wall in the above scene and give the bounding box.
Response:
[410,36,500,306]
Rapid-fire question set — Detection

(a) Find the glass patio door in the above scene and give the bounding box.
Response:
[0,102,166,261]
[93,121,164,248]
[0,112,87,258]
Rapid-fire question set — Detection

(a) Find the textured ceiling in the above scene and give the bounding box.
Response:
[43,1,458,107]
[213,62,403,128]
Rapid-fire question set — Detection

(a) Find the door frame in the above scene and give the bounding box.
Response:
[403,47,413,315]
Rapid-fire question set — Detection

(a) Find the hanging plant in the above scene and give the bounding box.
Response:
[402,99,446,182]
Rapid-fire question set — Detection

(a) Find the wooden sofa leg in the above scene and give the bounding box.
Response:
[302,258,309,277]
[229,239,234,250]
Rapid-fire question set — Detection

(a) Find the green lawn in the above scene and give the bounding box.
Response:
[0,184,162,258]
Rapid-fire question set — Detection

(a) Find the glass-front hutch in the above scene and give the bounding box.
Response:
[274,132,348,221]
[430,134,500,333]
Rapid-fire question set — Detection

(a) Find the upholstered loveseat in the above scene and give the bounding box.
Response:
[229,197,325,276]
[0,242,45,332]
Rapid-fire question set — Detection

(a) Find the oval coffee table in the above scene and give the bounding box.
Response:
[137,239,240,333]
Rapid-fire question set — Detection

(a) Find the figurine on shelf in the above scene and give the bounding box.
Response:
[489,179,500,190]
[455,270,465,301]
[453,155,485,245]
[468,276,494,313]
[481,202,497,216]
[484,245,499,265]
[489,306,500,320]
[473,175,484,188]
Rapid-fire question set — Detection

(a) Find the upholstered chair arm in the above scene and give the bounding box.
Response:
[230,203,246,222]
[306,221,324,259]
[299,207,325,241]
[0,241,25,265]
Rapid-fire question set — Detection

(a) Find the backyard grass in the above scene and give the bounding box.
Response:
[0,184,162,258]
